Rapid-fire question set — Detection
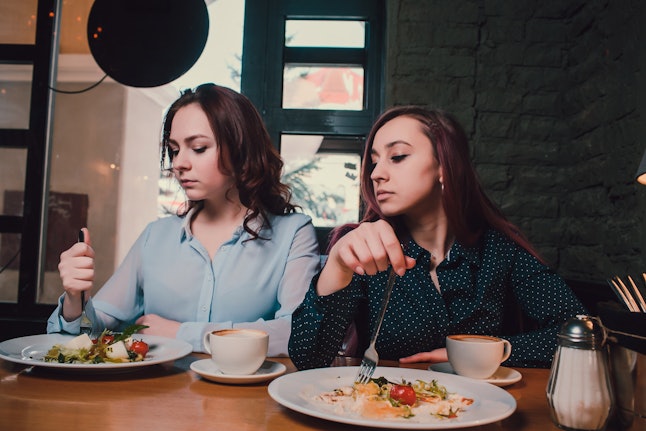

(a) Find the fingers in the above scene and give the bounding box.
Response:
[399,348,448,364]
[331,220,412,276]
[80,227,92,247]
[58,236,95,295]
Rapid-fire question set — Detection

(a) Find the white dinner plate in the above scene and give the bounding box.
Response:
[268,366,516,429]
[428,363,522,387]
[0,333,192,372]
[191,359,286,384]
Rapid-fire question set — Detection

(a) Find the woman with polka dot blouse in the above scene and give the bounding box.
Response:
[288,106,586,370]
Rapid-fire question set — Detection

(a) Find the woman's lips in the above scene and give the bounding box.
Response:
[376,190,393,201]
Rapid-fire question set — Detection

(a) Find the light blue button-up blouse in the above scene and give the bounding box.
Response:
[47,209,320,356]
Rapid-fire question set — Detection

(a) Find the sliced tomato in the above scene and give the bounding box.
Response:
[101,334,115,345]
[390,384,417,406]
[129,340,149,357]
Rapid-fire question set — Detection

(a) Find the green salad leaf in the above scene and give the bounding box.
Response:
[113,324,149,343]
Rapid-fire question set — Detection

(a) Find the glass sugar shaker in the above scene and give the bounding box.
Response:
[546,315,614,431]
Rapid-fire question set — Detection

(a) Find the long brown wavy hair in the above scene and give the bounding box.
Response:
[329,106,543,262]
[160,83,296,240]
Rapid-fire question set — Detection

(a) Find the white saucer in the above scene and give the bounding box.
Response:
[428,362,522,387]
[190,359,286,384]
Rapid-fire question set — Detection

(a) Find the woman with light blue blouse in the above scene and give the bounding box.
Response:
[289,106,586,369]
[48,84,320,356]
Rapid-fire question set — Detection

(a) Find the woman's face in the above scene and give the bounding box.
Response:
[369,115,442,218]
[167,103,237,204]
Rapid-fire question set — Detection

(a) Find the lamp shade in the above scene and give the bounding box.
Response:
[87,0,209,88]
[637,149,646,185]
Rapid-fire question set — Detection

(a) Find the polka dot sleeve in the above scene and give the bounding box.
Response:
[289,229,587,370]
[289,272,365,370]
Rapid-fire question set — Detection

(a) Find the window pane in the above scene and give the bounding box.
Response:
[285,20,365,48]
[0,148,27,216]
[0,233,20,303]
[283,66,364,110]
[0,66,32,129]
[158,172,186,218]
[0,0,37,45]
[59,0,93,54]
[42,0,245,305]
[170,0,244,91]
[281,135,361,227]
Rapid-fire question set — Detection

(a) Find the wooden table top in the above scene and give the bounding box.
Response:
[0,353,567,431]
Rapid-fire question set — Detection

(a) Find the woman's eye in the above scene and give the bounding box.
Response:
[194,147,207,154]
[169,148,179,157]
[391,154,407,162]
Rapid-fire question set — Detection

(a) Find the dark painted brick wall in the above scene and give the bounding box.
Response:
[386,0,645,286]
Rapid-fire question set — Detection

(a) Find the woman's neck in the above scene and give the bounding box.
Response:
[198,198,247,224]
[405,209,454,261]
[190,200,248,260]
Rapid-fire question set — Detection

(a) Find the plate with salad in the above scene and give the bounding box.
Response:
[0,325,192,372]
[268,366,516,429]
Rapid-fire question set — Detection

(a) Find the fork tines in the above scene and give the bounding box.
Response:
[356,358,377,384]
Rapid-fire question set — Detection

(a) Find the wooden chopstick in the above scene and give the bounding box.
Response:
[614,277,640,312]
[608,279,636,311]
[627,275,646,312]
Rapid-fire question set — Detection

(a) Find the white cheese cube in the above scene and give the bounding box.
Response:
[64,333,93,350]
[106,341,129,359]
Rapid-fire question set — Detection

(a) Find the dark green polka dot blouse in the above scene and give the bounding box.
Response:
[288,229,587,370]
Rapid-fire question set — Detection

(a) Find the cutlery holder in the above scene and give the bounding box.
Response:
[598,302,646,431]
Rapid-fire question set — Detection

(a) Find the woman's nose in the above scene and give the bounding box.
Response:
[370,161,386,182]
[172,150,189,172]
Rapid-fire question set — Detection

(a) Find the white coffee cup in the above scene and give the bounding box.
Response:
[202,329,269,375]
[446,334,512,379]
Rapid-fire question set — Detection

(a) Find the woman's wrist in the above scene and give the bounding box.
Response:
[315,264,354,296]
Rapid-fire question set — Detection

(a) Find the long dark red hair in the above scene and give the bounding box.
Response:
[329,106,543,261]
[161,83,296,240]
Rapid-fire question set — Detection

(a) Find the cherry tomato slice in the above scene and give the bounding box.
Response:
[129,340,149,357]
[390,384,417,406]
[101,334,115,345]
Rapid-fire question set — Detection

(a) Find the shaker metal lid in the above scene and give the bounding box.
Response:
[557,315,607,349]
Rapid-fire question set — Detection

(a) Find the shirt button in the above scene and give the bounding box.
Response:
[202,306,207,311]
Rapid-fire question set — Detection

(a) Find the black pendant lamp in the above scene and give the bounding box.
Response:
[87,0,209,88]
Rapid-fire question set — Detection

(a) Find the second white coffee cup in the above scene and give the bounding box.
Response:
[446,334,512,379]
[202,329,269,375]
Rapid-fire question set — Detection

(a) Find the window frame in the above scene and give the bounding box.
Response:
[241,0,386,251]
[0,0,60,337]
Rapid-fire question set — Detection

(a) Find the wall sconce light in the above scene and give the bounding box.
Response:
[636,149,646,185]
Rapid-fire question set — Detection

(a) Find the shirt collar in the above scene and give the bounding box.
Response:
[179,203,270,242]
[447,239,482,268]
[180,205,199,241]
[403,236,482,268]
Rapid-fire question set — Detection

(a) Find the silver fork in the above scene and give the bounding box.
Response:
[78,230,93,335]
[80,291,92,335]
[355,267,397,384]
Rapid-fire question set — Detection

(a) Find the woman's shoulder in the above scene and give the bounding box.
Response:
[266,211,314,230]
[137,214,186,241]
[482,228,516,247]
[146,214,185,229]
[480,228,544,267]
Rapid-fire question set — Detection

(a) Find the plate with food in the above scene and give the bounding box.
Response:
[0,327,191,372]
[268,366,516,429]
